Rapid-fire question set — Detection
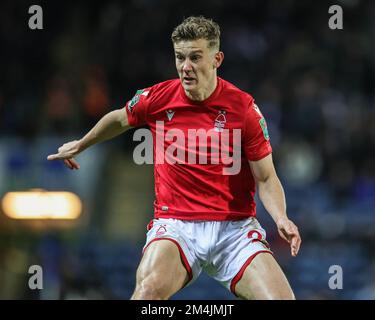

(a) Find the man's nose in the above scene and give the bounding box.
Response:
[182,59,193,72]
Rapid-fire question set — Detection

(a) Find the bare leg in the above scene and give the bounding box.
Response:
[234,252,295,300]
[131,239,190,300]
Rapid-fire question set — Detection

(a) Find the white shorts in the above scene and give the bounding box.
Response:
[143,217,273,295]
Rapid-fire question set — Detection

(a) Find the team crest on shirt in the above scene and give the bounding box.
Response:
[214,110,226,132]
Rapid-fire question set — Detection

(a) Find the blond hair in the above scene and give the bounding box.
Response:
[171,16,220,50]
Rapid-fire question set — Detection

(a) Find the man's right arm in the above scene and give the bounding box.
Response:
[47,108,130,169]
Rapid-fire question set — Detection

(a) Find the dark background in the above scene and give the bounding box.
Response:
[0,0,374,299]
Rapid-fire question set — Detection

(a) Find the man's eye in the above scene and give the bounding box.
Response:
[176,56,184,60]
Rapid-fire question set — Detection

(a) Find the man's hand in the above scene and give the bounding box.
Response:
[47,140,81,170]
[276,217,301,257]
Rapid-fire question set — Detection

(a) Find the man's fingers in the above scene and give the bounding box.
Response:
[284,223,298,238]
[289,227,301,256]
[292,240,301,257]
[278,221,301,257]
[291,238,297,254]
[63,158,80,170]
[48,151,80,170]
[47,154,60,161]
[63,159,73,169]
[47,140,81,169]
[291,236,301,257]
[68,158,80,169]
[279,229,290,243]
[280,226,295,242]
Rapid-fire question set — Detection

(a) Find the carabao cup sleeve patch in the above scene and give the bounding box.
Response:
[125,88,150,127]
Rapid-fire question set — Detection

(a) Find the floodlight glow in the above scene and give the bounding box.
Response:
[1,190,82,219]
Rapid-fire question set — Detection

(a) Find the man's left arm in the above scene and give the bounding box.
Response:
[249,154,302,257]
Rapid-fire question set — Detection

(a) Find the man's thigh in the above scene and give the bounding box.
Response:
[133,239,190,299]
[234,252,295,300]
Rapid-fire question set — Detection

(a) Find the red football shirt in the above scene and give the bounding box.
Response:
[124,77,272,220]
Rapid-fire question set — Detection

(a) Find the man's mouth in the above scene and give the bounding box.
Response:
[183,76,196,82]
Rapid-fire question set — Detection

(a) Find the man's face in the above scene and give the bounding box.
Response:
[174,38,223,95]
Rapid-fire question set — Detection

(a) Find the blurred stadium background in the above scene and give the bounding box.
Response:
[0,0,374,299]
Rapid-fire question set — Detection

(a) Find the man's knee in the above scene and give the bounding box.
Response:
[259,283,295,300]
[132,272,174,300]
[283,290,296,300]
[235,274,295,300]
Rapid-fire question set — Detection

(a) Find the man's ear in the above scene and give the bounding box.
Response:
[213,51,224,69]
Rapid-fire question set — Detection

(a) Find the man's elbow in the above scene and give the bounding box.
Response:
[112,108,129,128]
[256,171,279,185]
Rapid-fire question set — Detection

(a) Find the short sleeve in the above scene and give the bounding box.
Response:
[124,87,152,127]
[243,101,272,161]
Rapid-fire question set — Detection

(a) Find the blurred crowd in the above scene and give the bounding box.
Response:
[0,0,375,299]
[1,0,375,201]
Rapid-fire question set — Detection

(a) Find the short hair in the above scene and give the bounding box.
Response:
[171,16,220,50]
